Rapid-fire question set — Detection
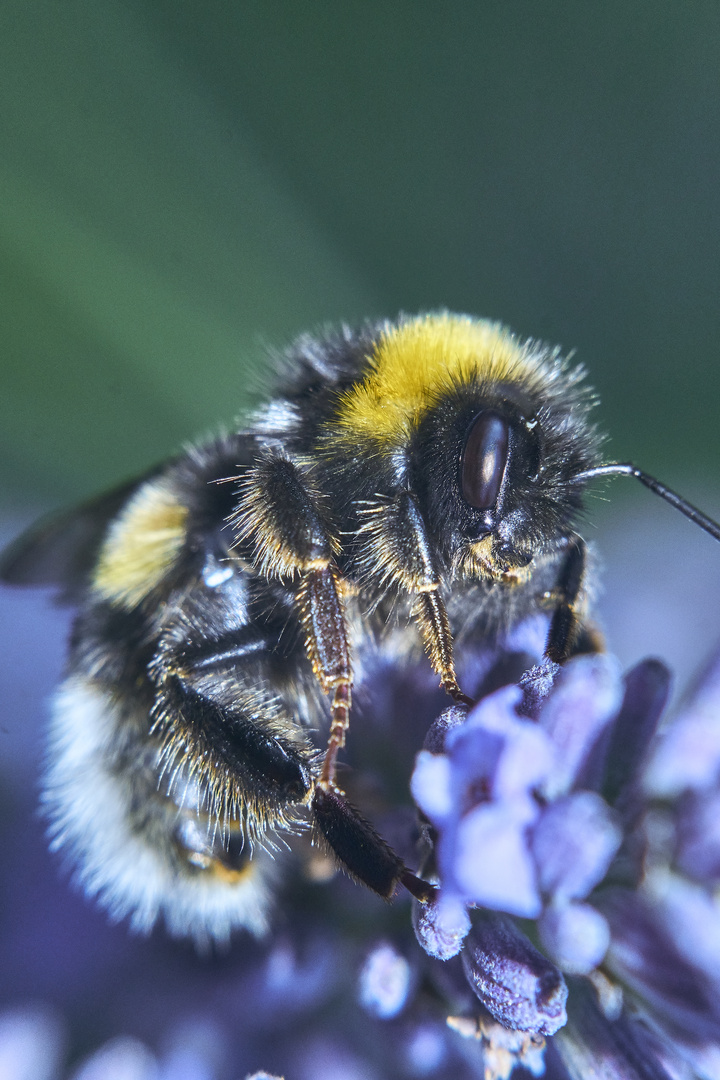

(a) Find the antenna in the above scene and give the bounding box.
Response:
[575,463,720,544]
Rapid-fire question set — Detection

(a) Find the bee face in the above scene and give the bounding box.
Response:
[408,386,577,578]
[6,310,710,945]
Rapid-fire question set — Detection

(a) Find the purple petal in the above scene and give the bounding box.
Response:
[530,791,622,902]
[538,654,624,798]
[556,976,681,1080]
[675,789,720,884]
[644,648,720,798]
[538,902,610,975]
[652,1034,720,1080]
[598,887,720,1040]
[647,872,720,993]
[449,685,554,799]
[601,659,671,807]
[452,799,542,917]
[410,751,454,823]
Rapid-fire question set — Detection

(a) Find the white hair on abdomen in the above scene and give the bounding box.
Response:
[43,676,275,945]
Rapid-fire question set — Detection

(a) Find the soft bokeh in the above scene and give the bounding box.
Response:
[3,2,720,504]
[3,4,720,1077]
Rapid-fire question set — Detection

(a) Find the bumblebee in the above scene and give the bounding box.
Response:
[3,312,719,945]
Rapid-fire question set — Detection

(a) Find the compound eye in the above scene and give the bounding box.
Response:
[461,411,509,510]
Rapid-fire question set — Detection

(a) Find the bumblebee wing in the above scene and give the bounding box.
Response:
[0,467,165,601]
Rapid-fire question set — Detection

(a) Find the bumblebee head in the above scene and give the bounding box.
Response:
[328,313,602,585]
[410,368,601,578]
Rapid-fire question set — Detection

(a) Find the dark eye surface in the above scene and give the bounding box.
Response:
[461,412,509,510]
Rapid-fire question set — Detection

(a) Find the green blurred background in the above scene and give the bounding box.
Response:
[2,0,720,508]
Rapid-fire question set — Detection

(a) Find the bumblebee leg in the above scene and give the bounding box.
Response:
[156,675,313,801]
[311,784,436,902]
[295,563,352,787]
[294,568,437,897]
[382,490,470,703]
[545,536,588,663]
[150,629,317,840]
[235,452,355,788]
[413,589,474,706]
[292,574,434,898]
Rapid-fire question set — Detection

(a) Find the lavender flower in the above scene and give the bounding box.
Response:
[412,655,624,972]
[5,538,720,1079]
[411,634,720,1079]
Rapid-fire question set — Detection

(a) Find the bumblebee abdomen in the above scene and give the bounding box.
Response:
[45,675,277,943]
